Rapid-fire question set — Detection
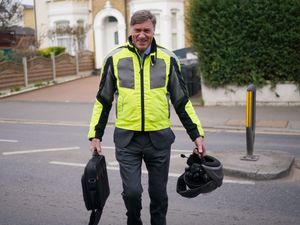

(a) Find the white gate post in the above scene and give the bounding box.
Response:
[22,57,28,87]
[75,51,79,75]
[51,52,56,81]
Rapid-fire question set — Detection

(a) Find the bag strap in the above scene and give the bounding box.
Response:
[88,209,103,225]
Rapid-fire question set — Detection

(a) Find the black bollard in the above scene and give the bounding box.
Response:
[241,84,259,161]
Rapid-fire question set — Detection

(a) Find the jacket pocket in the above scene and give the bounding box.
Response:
[149,128,175,149]
[113,127,134,148]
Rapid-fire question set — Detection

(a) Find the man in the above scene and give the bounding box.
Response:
[88,10,206,225]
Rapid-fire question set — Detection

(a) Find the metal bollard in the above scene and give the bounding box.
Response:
[241,84,259,161]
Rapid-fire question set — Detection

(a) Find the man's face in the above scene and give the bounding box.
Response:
[131,19,155,53]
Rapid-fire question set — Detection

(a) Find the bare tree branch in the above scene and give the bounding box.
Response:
[0,0,22,29]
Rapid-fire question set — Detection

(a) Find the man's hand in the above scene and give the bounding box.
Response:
[90,138,102,154]
[193,136,206,156]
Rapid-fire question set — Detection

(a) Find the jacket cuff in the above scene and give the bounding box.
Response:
[188,128,201,142]
[89,137,102,142]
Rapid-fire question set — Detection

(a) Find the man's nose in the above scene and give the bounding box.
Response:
[138,32,146,39]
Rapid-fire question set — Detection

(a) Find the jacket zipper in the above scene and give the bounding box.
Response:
[139,55,145,131]
[133,47,147,131]
[115,92,119,119]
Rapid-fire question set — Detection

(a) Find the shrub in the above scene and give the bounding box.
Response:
[37,46,65,58]
[188,0,300,88]
[0,49,12,62]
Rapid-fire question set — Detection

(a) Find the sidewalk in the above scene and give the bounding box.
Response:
[1,75,299,180]
[190,91,299,181]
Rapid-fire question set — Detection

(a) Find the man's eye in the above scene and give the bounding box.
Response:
[134,29,151,34]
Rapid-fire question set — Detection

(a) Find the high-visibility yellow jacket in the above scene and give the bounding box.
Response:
[88,38,204,141]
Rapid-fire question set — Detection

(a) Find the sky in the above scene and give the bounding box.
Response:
[20,0,34,6]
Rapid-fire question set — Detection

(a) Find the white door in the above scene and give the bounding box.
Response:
[94,8,126,69]
[103,16,119,55]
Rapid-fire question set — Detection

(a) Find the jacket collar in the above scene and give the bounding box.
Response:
[127,35,157,55]
[127,36,157,65]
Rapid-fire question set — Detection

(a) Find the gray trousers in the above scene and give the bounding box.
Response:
[114,128,175,225]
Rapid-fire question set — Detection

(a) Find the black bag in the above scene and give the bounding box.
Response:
[81,152,110,225]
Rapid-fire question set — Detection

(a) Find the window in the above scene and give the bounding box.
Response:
[77,20,84,27]
[171,11,177,30]
[57,36,72,52]
[55,20,69,30]
[114,31,119,45]
[77,20,86,51]
[171,10,178,50]
[54,20,72,53]
[153,12,161,43]
[108,16,117,22]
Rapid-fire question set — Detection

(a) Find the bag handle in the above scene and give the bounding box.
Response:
[88,209,103,225]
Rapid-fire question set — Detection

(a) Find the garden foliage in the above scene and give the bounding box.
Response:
[188,0,300,88]
[37,47,66,58]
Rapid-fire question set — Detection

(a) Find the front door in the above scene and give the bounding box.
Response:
[103,16,119,56]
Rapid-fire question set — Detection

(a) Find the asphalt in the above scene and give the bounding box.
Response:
[1,75,299,180]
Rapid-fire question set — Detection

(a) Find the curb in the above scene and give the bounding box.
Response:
[105,121,300,136]
[211,150,295,180]
[295,159,300,169]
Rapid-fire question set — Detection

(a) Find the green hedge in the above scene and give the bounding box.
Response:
[37,46,66,58]
[188,0,300,88]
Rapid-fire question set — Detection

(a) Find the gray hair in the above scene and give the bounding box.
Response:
[130,10,156,28]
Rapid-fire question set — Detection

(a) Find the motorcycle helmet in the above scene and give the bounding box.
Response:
[176,153,223,198]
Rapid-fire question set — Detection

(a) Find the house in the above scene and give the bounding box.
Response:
[35,0,190,69]
[0,4,35,51]
[21,4,36,29]
[0,25,35,49]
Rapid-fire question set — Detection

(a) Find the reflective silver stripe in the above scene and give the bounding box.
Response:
[105,46,124,60]
[159,47,178,60]
[150,58,166,89]
[117,57,135,89]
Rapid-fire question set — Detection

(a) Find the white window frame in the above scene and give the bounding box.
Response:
[171,9,179,50]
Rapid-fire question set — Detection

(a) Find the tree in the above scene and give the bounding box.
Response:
[0,0,22,30]
[48,23,91,52]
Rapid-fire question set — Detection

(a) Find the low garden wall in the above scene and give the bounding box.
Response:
[201,82,300,106]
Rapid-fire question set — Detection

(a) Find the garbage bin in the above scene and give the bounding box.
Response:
[180,62,201,97]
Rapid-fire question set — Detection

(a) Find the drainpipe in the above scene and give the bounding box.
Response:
[124,0,128,36]
[33,0,38,47]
